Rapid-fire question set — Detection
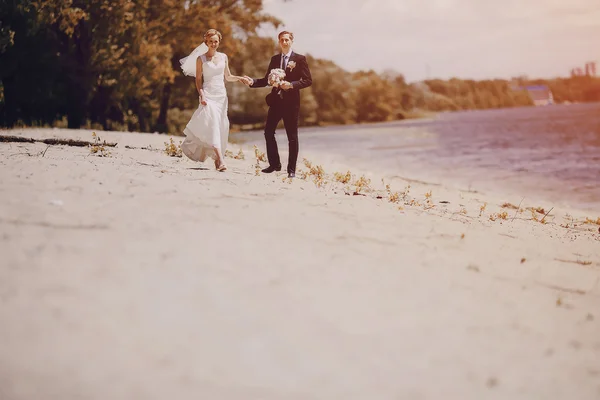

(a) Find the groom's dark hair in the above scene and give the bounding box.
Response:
[278,31,294,41]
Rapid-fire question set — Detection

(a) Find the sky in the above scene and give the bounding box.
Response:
[260,0,600,82]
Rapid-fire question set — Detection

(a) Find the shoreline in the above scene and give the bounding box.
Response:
[229,106,600,215]
[300,147,600,216]
[229,108,439,132]
[1,128,600,399]
[2,127,599,232]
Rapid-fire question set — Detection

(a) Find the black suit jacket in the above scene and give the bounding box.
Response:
[251,52,312,106]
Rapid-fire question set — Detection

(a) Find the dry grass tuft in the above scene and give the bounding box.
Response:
[310,165,325,180]
[253,145,267,162]
[401,185,411,200]
[528,208,542,222]
[424,201,435,210]
[384,183,402,204]
[408,199,422,207]
[353,175,372,194]
[423,190,435,209]
[303,158,326,187]
[526,207,553,224]
[225,149,245,159]
[89,132,112,157]
[527,206,546,215]
[252,145,266,176]
[334,171,352,184]
[584,217,600,226]
[489,211,508,221]
[479,202,487,216]
[164,138,182,157]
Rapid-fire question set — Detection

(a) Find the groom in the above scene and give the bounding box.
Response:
[242,31,312,178]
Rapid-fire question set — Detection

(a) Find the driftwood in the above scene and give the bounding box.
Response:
[0,135,117,147]
[0,135,34,143]
[124,145,158,151]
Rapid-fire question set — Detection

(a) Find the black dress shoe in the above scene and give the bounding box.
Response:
[261,164,281,173]
[288,172,295,178]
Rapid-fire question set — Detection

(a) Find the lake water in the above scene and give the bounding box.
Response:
[231,103,600,212]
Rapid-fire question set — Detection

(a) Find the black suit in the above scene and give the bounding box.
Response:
[251,52,312,173]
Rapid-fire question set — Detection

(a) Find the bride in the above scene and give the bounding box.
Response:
[179,29,244,171]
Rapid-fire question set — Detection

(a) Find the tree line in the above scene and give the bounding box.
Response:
[2,0,600,135]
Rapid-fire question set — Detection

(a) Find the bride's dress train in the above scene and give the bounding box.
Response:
[181,52,229,163]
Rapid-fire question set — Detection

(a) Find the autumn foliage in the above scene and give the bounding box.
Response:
[1,1,599,133]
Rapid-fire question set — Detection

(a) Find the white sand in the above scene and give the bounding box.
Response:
[1,128,599,400]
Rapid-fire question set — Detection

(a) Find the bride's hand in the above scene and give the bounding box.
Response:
[240,76,253,86]
[199,96,207,106]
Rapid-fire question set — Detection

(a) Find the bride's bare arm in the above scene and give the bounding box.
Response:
[196,58,206,105]
[224,55,242,82]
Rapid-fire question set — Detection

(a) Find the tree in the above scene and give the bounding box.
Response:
[1,0,282,131]
[307,57,356,125]
[0,0,72,126]
[353,71,395,123]
[227,35,278,126]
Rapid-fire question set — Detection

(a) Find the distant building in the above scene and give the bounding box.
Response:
[586,61,597,76]
[571,67,584,77]
[524,85,554,106]
[571,62,596,77]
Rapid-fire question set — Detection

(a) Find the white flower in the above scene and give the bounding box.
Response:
[268,68,287,87]
[287,60,296,71]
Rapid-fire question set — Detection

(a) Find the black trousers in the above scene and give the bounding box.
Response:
[264,100,300,173]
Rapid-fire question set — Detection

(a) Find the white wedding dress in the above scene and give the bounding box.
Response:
[181,52,229,162]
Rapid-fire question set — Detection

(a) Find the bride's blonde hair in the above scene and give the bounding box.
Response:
[204,29,222,43]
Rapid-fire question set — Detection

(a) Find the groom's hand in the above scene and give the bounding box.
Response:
[280,81,293,90]
[242,76,253,86]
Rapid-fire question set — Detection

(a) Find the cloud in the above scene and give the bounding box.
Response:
[260,0,600,81]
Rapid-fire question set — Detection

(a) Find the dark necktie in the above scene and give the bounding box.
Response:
[279,55,288,98]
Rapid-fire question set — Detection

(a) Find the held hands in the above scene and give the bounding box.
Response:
[237,76,291,89]
[240,76,253,86]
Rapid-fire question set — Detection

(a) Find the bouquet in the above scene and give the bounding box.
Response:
[268,68,287,87]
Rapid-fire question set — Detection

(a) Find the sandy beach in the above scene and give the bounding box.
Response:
[1,128,599,400]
